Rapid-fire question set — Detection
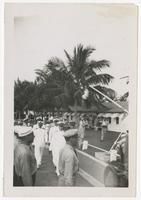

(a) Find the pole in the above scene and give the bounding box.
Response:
[89,85,129,114]
[88,144,109,153]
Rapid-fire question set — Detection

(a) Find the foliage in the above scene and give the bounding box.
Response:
[35,44,115,109]
[15,44,116,113]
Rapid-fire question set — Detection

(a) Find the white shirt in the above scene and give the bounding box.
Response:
[33,128,46,146]
[49,126,59,143]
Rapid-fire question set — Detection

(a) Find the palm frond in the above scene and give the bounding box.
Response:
[64,50,73,67]
[65,44,95,76]
[86,73,114,85]
[88,60,110,71]
[48,57,65,70]
[35,69,52,83]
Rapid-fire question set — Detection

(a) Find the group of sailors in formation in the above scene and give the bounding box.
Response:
[14,117,86,187]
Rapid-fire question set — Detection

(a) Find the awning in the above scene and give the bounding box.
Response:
[98,113,104,117]
[98,113,112,118]
[103,113,112,118]
[98,113,121,118]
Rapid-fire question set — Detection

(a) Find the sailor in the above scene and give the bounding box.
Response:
[33,121,46,168]
[14,126,37,186]
[51,121,66,175]
[78,118,86,149]
[58,129,79,186]
[100,119,107,142]
[41,120,50,146]
[48,119,59,152]
[44,121,51,146]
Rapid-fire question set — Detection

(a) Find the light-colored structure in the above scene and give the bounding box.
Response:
[97,101,128,132]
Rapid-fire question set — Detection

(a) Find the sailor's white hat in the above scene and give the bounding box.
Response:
[63,129,78,138]
[14,126,33,137]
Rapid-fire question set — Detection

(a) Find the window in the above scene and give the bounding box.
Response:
[108,117,111,124]
[116,117,119,124]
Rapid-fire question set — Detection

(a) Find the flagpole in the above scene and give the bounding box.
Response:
[89,85,129,114]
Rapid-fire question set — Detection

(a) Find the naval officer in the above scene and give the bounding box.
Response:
[14,126,37,186]
[58,129,79,186]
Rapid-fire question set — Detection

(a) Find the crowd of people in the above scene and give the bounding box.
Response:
[16,111,98,129]
[13,112,128,187]
[14,115,86,187]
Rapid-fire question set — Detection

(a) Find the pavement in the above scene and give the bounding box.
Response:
[35,147,92,187]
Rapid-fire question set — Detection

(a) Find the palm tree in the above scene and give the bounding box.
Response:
[64,44,115,106]
[35,44,116,111]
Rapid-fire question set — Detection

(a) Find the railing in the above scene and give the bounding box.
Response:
[88,144,109,153]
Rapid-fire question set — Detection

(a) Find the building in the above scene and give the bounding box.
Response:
[69,101,128,133]
[97,101,128,132]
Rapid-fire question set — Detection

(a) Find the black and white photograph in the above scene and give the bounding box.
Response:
[4,2,138,197]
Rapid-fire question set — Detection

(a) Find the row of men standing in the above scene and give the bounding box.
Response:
[14,118,82,186]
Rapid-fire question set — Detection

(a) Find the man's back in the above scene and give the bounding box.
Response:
[58,144,79,186]
[14,142,37,186]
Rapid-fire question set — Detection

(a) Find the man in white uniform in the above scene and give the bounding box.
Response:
[100,119,107,142]
[33,121,46,168]
[48,119,59,152]
[51,122,66,175]
[78,118,86,149]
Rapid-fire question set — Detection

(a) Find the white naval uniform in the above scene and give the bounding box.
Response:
[33,127,46,167]
[48,126,59,151]
[51,130,66,175]
[42,124,49,143]
[78,120,86,148]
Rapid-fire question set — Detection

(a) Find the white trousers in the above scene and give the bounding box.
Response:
[34,144,44,167]
[52,147,60,175]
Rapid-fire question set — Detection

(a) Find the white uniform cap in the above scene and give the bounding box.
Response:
[37,120,43,124]
[63,129,78,137]
[57,121,64,125]
[53,118,59,122]
[14,126,33,137]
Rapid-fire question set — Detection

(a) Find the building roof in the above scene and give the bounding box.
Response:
[69,101,128,113]
[101,101,128,113]
[69,105,100,113]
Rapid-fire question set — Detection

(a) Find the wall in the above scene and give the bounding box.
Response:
[107,114,128,132]
[77,150,108,186]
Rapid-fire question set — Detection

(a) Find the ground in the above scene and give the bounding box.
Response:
[35,129,120,186]
[83,129,120,156]
[35,148,92,186]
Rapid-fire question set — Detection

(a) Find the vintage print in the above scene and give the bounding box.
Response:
[4,3,138,197]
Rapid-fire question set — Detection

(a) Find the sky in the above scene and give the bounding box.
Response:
[12,3,137,96]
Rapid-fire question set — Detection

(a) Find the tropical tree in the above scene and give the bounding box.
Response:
[14,79,36,118]
[35,44,116,110]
